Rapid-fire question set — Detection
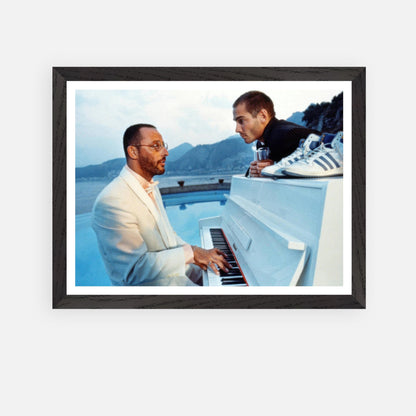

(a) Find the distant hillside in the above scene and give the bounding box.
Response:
[286,111,306,126]
[165,136,252,175]
[76,136,251,180]
[167,142,193,161]
[302,92,343,133]
[76,157,124,180]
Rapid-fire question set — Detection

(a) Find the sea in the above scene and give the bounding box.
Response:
[76,173,235,214]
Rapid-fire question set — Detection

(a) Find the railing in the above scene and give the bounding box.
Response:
[160,181,231,195]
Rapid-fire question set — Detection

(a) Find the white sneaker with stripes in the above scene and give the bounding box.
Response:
[261,133,322,178]
[283,132,343,178]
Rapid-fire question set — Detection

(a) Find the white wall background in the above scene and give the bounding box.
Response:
[1,1,415,415]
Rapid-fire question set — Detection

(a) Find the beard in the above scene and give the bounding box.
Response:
[155,162,165,176]
[139,153,166,177]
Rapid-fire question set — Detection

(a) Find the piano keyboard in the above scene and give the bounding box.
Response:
[206,228,248,286]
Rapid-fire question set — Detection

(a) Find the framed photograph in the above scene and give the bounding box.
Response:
[53,67,365,308]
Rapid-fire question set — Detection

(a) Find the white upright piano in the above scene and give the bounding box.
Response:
[199,175,343,286]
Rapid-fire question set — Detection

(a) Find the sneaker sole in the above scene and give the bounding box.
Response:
[261,171,286,178]
[283,167,343,178]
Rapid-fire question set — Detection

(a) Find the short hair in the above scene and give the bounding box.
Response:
[123,123,156,158]
[233,91,276,118]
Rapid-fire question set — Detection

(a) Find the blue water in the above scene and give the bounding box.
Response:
[75,190,228,286]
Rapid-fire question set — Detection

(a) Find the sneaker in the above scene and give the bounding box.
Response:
[283,131,343,178]
[261,133,322,178]
[321,132,336,144]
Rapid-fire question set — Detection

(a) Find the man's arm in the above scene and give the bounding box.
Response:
[92,197,191,285]
[93,220,189,285]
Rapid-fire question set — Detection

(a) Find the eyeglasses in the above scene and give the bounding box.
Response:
[130,142,168,151]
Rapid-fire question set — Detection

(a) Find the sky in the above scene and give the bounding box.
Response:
[73,81,345,167]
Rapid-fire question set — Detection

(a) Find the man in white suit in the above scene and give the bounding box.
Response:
[92,124,230,286]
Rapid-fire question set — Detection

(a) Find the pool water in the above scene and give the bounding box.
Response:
[75,190,228,286]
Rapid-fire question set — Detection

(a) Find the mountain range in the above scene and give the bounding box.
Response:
[76,93,343,180]
[165,135,252,175]
[165,142,193,161]
[76,135,253,180]
[286,111,307,126]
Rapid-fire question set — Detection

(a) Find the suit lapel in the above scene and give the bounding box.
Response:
[153,186,178,247]
[119,166,177,248]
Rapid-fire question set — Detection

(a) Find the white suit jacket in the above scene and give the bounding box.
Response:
[92,166,200,286]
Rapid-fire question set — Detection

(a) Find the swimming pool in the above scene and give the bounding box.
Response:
[75,190,229,286]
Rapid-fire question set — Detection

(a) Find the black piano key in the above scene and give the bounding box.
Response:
[220,270,241,275]
[220,271,242,277]
[222,265,240,271]
[223,270,243,274]
[221,277,245,282]
[221,279,246,285]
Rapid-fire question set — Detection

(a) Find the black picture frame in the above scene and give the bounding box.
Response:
[53,67,365,309]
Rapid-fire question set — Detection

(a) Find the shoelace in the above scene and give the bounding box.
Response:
[302,143,330,164]
[278,141,306,165]
[285,146,303,162]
